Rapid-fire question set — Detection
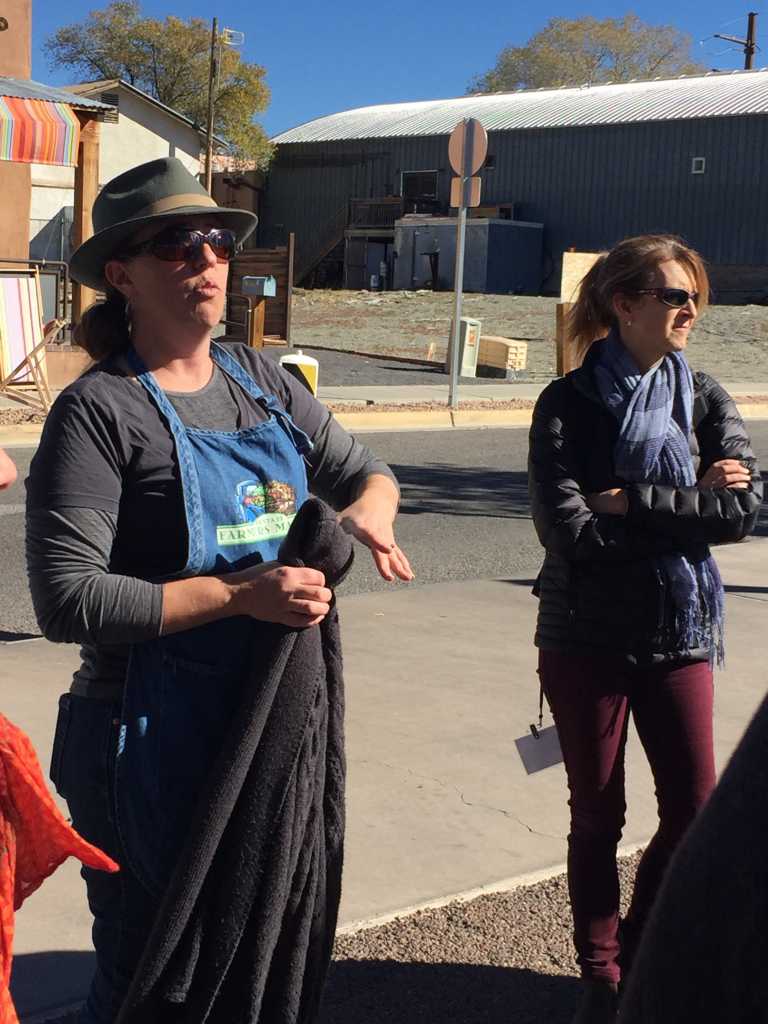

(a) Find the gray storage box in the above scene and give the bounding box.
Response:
[392,217,543,294]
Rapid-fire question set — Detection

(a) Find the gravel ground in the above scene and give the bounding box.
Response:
[322,851,642,1024]
[292,289,768,383]
[0,407,45,424]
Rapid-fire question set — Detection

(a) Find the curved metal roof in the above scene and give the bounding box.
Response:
[272,68,768,144]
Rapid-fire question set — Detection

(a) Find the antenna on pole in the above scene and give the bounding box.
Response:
[714,11,758,70]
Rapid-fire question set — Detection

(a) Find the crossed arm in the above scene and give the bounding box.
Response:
[528,380,763,563]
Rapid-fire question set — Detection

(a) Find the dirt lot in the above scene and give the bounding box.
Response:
[292,289,768,383]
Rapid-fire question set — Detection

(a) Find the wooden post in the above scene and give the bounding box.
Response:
[285,232,295,345]
[555,302,577,376]
[71,115,101,324]
[247,298,266,348]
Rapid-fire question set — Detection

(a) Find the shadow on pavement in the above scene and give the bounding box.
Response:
[393,465,531,520]
[320,959,580,1024]
[11,950,93,1019]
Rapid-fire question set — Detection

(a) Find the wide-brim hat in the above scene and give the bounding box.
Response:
[69,157,258,291]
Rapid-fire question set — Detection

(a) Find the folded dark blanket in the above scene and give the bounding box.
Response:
[117,497,354,1024]
[620,691,768,1023]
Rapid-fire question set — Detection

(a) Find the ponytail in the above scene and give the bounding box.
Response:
[566,254,611,364]
[73,289,130,362]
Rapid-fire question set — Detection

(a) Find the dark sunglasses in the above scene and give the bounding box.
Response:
[635,287,699,308]
[118,226,238,263]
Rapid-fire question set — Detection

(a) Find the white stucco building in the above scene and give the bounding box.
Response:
[30,79,216,260]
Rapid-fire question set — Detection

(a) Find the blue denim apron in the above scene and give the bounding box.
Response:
[115,342,312,895]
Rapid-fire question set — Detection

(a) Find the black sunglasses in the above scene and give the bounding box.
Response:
[118,226,238,263]
[635,287,699,308]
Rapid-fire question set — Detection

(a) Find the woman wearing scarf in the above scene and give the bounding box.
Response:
[528,234,763,1024]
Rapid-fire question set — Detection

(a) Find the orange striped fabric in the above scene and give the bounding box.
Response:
[0,97,81,166]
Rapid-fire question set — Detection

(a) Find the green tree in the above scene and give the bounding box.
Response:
[471,14,706,93]
[44,1,272,165]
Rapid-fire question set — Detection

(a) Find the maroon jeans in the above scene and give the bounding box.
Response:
[538,649,716,984]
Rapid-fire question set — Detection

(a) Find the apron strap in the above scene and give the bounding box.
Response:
[211,342,314,456]
[125,346,206,576]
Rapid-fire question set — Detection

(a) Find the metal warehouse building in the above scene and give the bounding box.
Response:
[260,69,768,299]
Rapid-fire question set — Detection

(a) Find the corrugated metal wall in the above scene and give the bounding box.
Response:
[260,114,768,289]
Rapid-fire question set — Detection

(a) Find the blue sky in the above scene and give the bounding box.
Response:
[32,1,767,137]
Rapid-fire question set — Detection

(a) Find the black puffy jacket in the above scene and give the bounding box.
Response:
[528,340,764,662]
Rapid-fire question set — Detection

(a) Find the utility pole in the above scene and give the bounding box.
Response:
[714,11,758,70]
[204,16,218,193]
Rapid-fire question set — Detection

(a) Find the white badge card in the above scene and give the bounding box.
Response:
[515,724,564,775]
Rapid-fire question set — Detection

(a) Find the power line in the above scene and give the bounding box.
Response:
[713,11,758,69]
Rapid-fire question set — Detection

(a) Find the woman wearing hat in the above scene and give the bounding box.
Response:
[25,158,412,1023]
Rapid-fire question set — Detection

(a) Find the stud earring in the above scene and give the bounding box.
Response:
[626,320,632,327]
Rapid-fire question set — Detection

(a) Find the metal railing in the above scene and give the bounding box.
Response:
[349,197,404,227]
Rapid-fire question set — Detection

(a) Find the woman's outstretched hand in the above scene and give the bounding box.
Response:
[337,475,414,582]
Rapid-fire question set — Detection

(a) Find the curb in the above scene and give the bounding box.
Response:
[332,400,768,433]
[336,841,647,937]
[2,402,768,447]
[0,423,45,447]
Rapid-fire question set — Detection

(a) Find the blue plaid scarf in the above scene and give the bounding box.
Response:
[595,333,725,664]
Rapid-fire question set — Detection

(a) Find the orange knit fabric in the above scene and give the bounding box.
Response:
[0,712,119,1024]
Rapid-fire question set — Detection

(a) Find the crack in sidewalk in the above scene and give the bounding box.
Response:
[351,757,564,841]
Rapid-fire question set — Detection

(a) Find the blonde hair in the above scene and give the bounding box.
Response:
[567,235,709,364]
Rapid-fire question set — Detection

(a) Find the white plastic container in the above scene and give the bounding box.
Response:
[279,349,319,395]
[445,317,482,378]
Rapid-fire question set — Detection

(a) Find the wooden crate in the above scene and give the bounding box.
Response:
[478,335,528,372]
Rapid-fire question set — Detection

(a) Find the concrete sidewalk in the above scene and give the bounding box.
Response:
[3,379,768,446]
[4,538,768,1019]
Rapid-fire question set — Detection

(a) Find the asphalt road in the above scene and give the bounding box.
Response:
[2,424,767,640]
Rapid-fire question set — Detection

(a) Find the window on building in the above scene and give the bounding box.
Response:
[691,156,706,175]
[401,170,439,201]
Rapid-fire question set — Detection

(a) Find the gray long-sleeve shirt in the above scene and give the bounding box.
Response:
[26,345,397,698]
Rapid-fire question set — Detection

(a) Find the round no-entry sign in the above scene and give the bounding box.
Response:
[448,118,488,176]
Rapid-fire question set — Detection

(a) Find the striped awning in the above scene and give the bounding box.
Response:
[0,96,81,166]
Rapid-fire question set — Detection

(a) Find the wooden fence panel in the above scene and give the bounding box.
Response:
[227,234,294,342]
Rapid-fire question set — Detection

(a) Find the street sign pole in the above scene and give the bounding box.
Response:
[449,203,467,410]
[447,118,487,410]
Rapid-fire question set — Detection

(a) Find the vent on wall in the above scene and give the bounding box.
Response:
[100,92,119,123]
[691,156,706,175]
